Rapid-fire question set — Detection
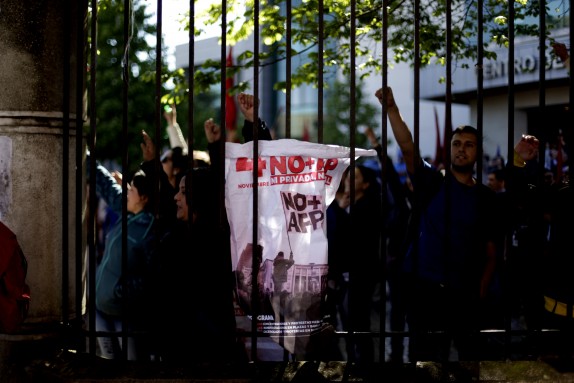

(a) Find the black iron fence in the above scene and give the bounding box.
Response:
[62,0,573,364]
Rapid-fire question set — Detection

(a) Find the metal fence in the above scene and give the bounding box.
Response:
[63,0,573,364]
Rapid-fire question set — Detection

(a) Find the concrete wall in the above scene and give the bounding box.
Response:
[0,0,86,326]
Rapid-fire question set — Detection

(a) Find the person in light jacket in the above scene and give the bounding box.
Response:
[93,160,157,361]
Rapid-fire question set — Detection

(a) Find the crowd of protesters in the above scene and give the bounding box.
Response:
[90,93,269,362]
[87,75,573,366]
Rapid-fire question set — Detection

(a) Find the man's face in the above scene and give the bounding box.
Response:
[451,132,477,172]
[174,176,188,221]
[487,173,504,192]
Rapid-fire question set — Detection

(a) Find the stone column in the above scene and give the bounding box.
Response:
[0,0,87,375]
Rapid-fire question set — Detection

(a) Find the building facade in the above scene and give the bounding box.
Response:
[421,28,571,163]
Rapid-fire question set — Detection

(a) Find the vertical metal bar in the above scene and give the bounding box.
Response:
[221,0,227,137]
[379,0,389,363]
[155,0,163,214]
[505,0,516,359]
[121,0,130,360]
[444,0,454,355]
[185,1,196,323]
[75,0,88,334]
[537,1,550,318]
[570,0,574,113]
[476,0,490,357]
[347,0,357,363]
[317,0,324,144]
[62,0,71,329]
[187,0,195,163]
[251,0,261,362]
[411,0,421,363]
[282,0,293,361]
[560,4,573,327]
[285,0,292,139]
[570,0,574,141]
[568,0,574,227]
[540,0,546,136]
[538,0,546,162]
[88,0,99,355]
[413,0,420,157]
[507,0,515,175]
[348,0,356,205]
[349,0,356,157]
[219,0,228,229]
[152,4,165,360]
[537,0,549,330]
[444,0,452,155]
[185,1,195,297]
[475,3,484,186]
[477,0,498,358]
[477,0,484,181]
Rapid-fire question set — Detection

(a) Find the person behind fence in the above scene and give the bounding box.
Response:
[342,163,383,366]
[541,161,574,359]
[139,104,209,235]
[160,146,190,187]
[151,92,269,364]
[91,156,158,361]
[0,221,31,334]
[325,171,350,359]
[161,103,210,180]
[364,126,413,364]
[376,86,500,362]
[481,167,509,330]
[502,135,547,338]
[487,168,506,194]
[503,133,563,352]
[154,166,239,363]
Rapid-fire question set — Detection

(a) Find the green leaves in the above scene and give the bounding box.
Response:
[91,0,567,161]
[494,15,507,25]
[181,0,563,95]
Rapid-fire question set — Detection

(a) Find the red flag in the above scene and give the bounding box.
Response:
[302,121,310,141]
[433,107,443,167]
[225,47,237,135]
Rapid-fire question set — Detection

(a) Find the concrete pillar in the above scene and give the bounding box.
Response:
[0,0,87,373]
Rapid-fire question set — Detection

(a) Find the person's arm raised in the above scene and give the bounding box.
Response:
[238,92,272,142]
[164,103,188,152]
[375,86,417,174]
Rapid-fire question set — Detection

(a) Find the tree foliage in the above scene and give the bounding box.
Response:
[178,0,569,95]
[164,88,222,151]
[91,0,166,171]
[91,0,228,168]
[324,78,381,148]
[90,0,569,162]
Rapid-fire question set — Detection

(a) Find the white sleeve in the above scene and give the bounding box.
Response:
[167,122,188,152]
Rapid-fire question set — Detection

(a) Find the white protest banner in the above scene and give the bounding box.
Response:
[225,138,376,355]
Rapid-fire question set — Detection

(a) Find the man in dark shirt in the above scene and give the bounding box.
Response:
[376,86,502,362]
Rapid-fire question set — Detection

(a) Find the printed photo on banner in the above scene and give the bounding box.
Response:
[225,139,376,355]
